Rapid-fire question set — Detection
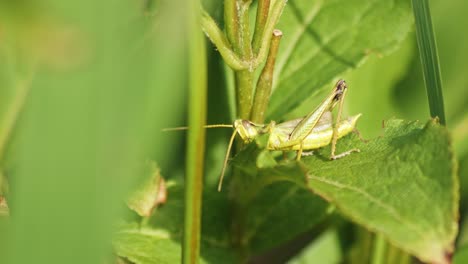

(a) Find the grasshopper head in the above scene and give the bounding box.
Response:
[234,119,259,142]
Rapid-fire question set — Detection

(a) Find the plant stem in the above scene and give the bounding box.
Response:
[411,0,446,125]
[238,0,253,60]
[183,0,207,263]
[371,234,387,264]
[251,29,282,123]
[235,70,254,119]
[233,0,256,119]
[224,0,241,52]
[349,227,373,264]
[252,0,271,54]
[201,9,249,70]
[253,0,286,68]
[386,242,411,264]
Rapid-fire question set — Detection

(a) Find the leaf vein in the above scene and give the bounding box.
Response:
[279,1,378,83]
[308,174,430,241]
[274,0,323,86]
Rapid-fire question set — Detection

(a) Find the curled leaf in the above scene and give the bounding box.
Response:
[126,162,167,217]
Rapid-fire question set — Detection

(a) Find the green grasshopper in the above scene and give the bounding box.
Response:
[165,79,361,191]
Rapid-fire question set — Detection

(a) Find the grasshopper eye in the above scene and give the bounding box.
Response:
[233,119,258,141]
[242,120,254,128]
[244,121,258,137]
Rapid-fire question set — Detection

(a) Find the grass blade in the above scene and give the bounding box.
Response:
[412,0,446,125]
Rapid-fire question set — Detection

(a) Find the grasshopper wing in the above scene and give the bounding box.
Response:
[274,111,333,135]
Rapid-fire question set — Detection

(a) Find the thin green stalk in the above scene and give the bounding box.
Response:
[251,29,282,123]
[224,0,241,52]
[371,234,387,264]
[235,70,254,119]
[253,0,287,68]
[412,0,446,125]
[201,9,249,70]
[182,0,207,263]
[348,227,373,264]
[386,243,411,264]
[252,0,271,54]
[238,0,253,60]
[234,0,255,119]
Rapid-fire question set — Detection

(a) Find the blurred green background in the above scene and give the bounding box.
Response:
[0,0,467,263]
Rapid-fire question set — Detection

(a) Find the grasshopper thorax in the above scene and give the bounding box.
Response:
[233,119,260,142]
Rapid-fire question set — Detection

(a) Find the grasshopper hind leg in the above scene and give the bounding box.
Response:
[330,148,360,160]
[329,85,361,160]
[296,142,304,161]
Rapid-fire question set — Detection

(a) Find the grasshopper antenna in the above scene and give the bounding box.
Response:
[162,124,233,131]
[218,129,238,192]
[162,123,236,191]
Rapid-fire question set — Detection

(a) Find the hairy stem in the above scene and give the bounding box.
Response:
[253,0,286,68]
[238,0,253,60]
[224,0,241,52]
[252,0,271,54]
[201,9,249,70]
[235,70,254,119]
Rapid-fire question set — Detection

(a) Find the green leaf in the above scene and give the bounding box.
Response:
[268,0,413,119]
[113,223,181,264]
[457,154,468,248]
[113,223,237,264]
[114,181,237,264]
[301,119,458,263]
[126,162,166,217]
[287,229,343,264]
[229,143,329,255]
[113,222,237,264]
[245,183,329,254]
[454,247,468,264]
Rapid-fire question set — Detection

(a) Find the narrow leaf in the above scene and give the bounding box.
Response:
[412,0,446,125]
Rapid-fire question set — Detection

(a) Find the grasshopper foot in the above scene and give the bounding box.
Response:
[301,150,314,157]
[330,148,360,160]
